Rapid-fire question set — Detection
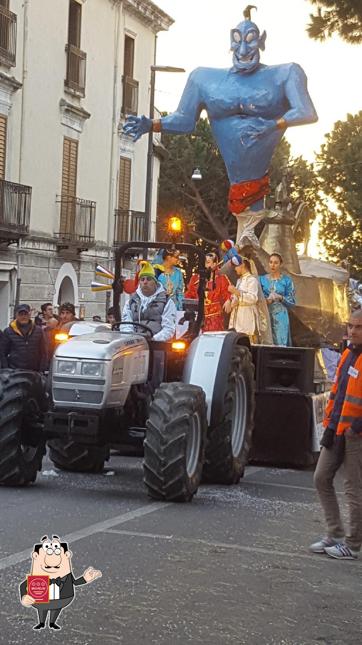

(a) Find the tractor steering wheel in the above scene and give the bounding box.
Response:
[111,321,154,338]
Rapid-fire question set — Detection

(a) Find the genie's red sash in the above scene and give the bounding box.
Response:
[228,175,270,214]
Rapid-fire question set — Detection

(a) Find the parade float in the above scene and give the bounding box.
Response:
[124,4,350,466]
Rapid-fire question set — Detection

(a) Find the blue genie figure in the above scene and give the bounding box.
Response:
[123,5,318,246]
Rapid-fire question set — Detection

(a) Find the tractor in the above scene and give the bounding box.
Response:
[0,242,255,502]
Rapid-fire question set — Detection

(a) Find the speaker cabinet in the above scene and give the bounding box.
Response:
[252,345,315,395]
[250,391,314,467]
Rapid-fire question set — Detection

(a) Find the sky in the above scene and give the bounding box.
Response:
[153,0,362,162]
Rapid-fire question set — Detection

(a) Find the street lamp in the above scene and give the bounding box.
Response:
[191,167,202,181]
[144,65,185,242]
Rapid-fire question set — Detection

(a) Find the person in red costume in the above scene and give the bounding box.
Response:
[185,253,229,332]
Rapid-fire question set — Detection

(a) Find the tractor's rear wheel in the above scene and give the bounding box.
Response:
[203,345,255,485]
[143,382,207,502]
[48,439,109,473]
[0,370,47,486]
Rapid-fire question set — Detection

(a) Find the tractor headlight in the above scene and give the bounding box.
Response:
[80,362,104,377]
[57,360,77,375]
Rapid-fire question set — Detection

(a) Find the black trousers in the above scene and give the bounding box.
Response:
[34,597,73,623]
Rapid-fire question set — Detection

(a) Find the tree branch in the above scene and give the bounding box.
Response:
[187,180,229,240]
[189,230,219,246]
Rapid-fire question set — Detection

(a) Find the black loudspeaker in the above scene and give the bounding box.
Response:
[252,345,315,394]
[250,391,314,467]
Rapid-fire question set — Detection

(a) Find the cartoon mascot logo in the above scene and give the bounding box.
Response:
[19,535,102,631]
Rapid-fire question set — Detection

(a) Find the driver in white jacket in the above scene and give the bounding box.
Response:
[122,261,177,342]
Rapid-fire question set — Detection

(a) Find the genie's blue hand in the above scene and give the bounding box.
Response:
[122,115,152,141]
[240,118,277,148]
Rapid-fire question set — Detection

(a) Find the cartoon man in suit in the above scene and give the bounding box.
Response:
[19,535,102,630]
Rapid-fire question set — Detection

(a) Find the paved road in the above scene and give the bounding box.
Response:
[0,453,360,645]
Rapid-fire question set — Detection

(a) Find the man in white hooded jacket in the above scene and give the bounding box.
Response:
[122,261,176,342]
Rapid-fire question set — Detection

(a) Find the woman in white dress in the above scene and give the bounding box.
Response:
[224,255,260,342]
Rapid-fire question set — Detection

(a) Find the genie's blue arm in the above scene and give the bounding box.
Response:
[160,69,204,135]
[281,63,318,127]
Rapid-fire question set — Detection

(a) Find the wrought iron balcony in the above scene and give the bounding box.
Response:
[0,5,16,67]
[121,76,139,116]
[55,195,96,250]
[0,179,31,243]
[65,44,87,96]
[114,209,147,244]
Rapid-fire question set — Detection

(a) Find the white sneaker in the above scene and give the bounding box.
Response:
[309,536,340,554]
[324,543,359,560]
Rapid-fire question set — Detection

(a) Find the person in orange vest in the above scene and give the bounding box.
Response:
[310,308,362,560]
[185,252,229,332]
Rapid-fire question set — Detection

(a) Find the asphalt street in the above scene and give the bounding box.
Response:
[0,452,360,645]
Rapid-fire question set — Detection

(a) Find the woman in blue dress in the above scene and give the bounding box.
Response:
[259,253,296,346]
[156,249,184,311]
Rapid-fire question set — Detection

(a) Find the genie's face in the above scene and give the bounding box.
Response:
[230,20,266,74]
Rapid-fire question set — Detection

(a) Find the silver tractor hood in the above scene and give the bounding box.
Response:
[52,332,149,410]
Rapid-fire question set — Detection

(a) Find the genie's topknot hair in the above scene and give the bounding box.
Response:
[243,5,257,21]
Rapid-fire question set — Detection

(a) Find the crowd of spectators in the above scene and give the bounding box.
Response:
[0,301,79,372]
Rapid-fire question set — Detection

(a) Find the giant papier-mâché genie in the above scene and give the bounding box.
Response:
[123,5,318,246]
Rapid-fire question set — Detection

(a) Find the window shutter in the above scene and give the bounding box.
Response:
[118,156,131,209]
[0,115,7,180]
[61,137,78,197]
[68,0,82,48]
[123,36,134,78]
[60,137,78,235]
[115,157,131,241]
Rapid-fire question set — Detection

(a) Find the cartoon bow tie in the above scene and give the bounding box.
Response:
[49,577,64,587]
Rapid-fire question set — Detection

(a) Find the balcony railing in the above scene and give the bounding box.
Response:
[121,76,139,116]
[0,5,17,67]
[55,195,96,249]
[65,44,87,96]
[0,179,31,242]
[114,209,147,244]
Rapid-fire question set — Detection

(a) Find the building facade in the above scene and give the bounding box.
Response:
[0,0,172,327]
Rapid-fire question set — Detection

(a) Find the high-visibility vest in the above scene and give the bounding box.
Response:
[323,349,362,436]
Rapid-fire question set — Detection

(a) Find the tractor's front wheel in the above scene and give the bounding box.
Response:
[143,382,207,502]
[0,370,47,486]
[48,439,109,473]
[203,345,255,485]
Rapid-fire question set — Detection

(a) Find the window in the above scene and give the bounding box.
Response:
[0,2,10,8]
[0,115,7,180]
[123,36,134,78]
[60,137,78,235]
[68,0,81,48]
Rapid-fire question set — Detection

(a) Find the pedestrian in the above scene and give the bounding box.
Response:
[224,255,261,342]
[35,302,59,365]
[259,253,296,346]
[106,307,117,326]
[35,302,58,328]
[185,252,229,331]
[1,304,47,371]
[310,308,362,560]
[57,302,77,332]
[156,249,184,311]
